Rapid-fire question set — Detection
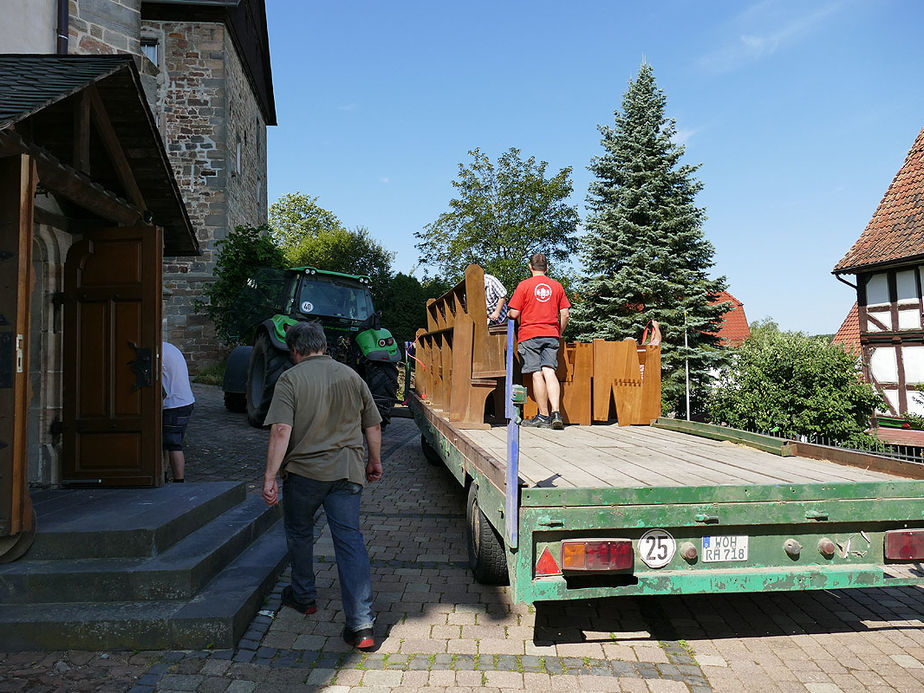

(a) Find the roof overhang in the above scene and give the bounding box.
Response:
[0,55,199,256]
[832,253,924,276]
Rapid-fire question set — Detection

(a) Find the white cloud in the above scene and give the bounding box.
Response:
[337,103,357,111]
[698,0,844,73]
[379,177,390,184]
[673,127,699,146]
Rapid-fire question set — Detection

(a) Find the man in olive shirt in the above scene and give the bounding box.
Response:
[262,321,383,651]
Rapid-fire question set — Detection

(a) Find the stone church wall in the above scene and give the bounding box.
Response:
[66,1,269,371]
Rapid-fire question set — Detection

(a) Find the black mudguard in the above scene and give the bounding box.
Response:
[223,345,253,394]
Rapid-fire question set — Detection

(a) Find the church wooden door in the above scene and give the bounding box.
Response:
[63,226,162,486]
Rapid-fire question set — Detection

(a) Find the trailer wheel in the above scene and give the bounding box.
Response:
[246,332,289,428]
[224,392,246,413]
[421,435,442,466]
[466,483,509,585]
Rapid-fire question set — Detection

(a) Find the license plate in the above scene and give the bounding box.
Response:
[702,535,748,562]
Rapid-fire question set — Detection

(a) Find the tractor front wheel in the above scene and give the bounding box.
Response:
[364,360,398,428]
[246,332,290,428]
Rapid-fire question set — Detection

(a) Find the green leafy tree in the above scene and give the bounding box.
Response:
[416,147,580,291]
[378,272,451,347]
[198,224,287,344]
[571,63,728,413]
[269,193,395,303]
[709,323,883,444]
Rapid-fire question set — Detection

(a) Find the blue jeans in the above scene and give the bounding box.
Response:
[282,474,375,631]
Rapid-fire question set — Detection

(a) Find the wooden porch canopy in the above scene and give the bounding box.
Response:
[0,54,198,256]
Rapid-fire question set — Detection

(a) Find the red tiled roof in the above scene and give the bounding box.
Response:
[710,291,750,347]
[832,302,861,354]
[834,126,924,273]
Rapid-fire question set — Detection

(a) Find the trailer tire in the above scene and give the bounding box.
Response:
[246,332,290,428]
[421,435,442,466]
[466,483,509,585]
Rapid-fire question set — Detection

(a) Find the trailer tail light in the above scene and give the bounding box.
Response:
[535,548,561,577]
[885,529,924,560]
[561,540,633,572]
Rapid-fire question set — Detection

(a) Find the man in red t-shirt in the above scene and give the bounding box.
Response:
[506,253,571,430]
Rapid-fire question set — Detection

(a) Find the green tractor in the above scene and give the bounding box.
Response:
[222,266,401,428]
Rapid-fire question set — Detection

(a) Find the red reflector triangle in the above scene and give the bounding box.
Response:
[536,547,560,576]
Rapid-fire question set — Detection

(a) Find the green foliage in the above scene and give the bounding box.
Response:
[570,64,729,414]
[269,193,394,303]
[416,147,580,292]
[709,324,883,445]
[193,360,226,386]
[198,224,286,345]
[378,272,450,347]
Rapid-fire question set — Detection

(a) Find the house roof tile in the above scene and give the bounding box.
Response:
[711,290,750,347]
[832,302,861,354]
[834,126,924,273]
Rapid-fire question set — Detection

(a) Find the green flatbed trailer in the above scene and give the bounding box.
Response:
[409,393,924,604]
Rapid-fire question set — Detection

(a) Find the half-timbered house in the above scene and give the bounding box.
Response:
[833,126,924,417]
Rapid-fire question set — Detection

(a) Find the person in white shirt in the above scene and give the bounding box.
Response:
[162,342,195,482]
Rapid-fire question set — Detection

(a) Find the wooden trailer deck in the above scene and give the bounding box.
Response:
[464,423,901,489]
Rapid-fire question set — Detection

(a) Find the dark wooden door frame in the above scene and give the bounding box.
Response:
[0,154,37,556]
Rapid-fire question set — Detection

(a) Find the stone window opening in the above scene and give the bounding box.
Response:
[233,136,242,177]
[141,38,159,67]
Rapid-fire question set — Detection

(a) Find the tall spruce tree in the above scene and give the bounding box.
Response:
[571,64,729,414]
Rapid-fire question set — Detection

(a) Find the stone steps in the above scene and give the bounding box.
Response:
[0,482,288,651]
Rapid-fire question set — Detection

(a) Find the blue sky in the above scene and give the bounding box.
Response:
[265,0,924,335]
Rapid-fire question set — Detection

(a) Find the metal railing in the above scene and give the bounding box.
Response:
[745,426,924,464]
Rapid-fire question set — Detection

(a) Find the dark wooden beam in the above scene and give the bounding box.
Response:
[73,91,90,174]
[0,130,143,226]
[86,85,146,211]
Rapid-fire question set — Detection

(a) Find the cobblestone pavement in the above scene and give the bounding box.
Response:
[6,384,924,691]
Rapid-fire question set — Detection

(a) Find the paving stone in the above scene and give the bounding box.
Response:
[155,673,203,690]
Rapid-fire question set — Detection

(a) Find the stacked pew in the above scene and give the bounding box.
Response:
[413,264,661,428]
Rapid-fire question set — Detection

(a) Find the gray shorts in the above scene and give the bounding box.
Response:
[518,337,560,374]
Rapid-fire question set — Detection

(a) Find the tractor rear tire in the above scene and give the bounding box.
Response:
[465,483,509,585]
[246,332,290,428]
[365,361,398,428]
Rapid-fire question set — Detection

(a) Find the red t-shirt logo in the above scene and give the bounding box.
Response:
[534,283,552,302]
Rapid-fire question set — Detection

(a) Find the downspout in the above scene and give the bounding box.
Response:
[834,272,857,290]
[56,0,69,54]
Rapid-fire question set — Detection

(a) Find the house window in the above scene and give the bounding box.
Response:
[141,39,159,66]
[235,138,242,175]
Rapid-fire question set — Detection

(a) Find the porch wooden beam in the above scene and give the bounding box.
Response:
[73,91,91,174]
[0,130,142,226]
[86,85,146,211]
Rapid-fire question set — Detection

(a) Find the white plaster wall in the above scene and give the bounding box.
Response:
[898,308,921,330]
[866,313,890,331]
[869,346,899,384]
[908,390,924,416]
[881,389,900,414]
[896,269,918,303]
[902,346,924,384]
[866,273,890,306]
[0,0,56,52]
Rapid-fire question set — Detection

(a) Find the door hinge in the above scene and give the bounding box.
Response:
[49,419,64,436]
[51,291,65,307]
[15,334,23,373]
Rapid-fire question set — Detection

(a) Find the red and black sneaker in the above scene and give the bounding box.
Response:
[342,625,375,650]
[280,585,317,615]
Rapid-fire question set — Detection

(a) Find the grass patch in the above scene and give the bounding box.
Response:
[193,359,226,386]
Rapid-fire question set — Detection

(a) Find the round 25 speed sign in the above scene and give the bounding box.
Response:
[638,529,676,569]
